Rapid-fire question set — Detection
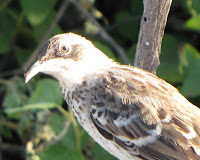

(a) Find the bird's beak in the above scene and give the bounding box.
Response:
[25,61,42,83]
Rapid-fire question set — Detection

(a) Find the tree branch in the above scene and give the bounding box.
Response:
[69,0,130,64]
[134,0,172,74]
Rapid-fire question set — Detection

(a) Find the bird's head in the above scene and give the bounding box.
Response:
[25,33,116,85]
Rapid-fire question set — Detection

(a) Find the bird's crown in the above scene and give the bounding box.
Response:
[38,32,93,62]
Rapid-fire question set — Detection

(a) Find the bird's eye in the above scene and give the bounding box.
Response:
[60,44,70,53]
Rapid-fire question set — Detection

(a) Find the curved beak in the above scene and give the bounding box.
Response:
[25,61,42,83]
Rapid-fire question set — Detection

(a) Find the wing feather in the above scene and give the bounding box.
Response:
[89,66,200,159]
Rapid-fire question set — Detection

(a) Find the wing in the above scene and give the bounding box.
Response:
[89,66,200,160]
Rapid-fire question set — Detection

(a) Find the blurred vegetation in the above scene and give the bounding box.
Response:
[0,0,200,160]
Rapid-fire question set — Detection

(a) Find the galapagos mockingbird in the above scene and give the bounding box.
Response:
[25,33,200,160]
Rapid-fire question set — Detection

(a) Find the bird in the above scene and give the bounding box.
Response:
[25,32,200,160]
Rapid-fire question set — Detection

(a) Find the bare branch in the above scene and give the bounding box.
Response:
[23,0,70,70]
[0,0,12,11]
[134,0,172,74]
[69,0,130,64]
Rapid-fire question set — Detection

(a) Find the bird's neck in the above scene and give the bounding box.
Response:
[57,53,117,89]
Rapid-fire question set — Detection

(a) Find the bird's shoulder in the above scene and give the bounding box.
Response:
[89,65,182,118]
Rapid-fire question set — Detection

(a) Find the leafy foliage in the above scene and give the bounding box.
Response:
[20,0,57,26]
[29,79,63,105]
[157,35,182,83]
[0,0,200,160]
[40,144,84,160]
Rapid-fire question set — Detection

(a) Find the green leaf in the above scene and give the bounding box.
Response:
[3,91,22,108]
[33,11,62,40]
[126,44,136,65]
[93,143,115,160]
[179,43,200,75]
[0,9,16,54]
[181,59,200,97]
[130,0,143,15]
[40,144,84,160]
[185,15,200,31]
[51,113,67,135]
[3,77,27,108]
[115,11,140,40]
[29,79,63,105]
[14,47,32,66]
[50,113,80,150]
[93,41,116,60]
[60,124,77,150]
[81,131,90,150]
[157,34,182,83]
[184,0,200,16]
[20,0,57,26]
